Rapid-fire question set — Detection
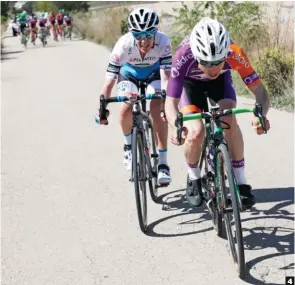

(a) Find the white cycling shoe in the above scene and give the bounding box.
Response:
[157,164,171,185]
[123,145,132,171]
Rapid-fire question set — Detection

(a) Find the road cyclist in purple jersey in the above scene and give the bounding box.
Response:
[165,17,271,207]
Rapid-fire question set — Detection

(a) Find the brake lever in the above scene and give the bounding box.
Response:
[99,95,108,125]
[253,103,267,134]
[175,112,183,145]
[161,89,167,101]
[160,90,167,118]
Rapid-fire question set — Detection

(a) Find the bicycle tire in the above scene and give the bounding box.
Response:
[199,142,222,237]
[146,119,158,202]
[217,143,245,279]
[132,127,148,233]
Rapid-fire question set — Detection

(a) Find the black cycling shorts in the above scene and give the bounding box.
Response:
[179,73,237,114]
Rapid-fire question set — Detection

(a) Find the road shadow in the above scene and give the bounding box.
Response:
[146,189,214,237]
[148,186,294,284]
[241,187,294,284]
[70,37,84,42]
[2,35,15,39]
[1,50,23,55]
[1,56,17,61]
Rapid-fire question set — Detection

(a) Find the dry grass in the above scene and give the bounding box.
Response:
[73,7,130,49]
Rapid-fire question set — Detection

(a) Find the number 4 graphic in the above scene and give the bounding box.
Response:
[286,277,294,284]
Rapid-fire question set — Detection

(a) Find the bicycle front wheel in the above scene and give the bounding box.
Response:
[217,143,245,279]
[132,127,148,233]
[146,119,159,202]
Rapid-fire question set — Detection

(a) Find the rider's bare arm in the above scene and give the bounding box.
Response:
[248,81,270,116]
[160,69,170,91]
[100,78,116,99]
[165,96,180,129]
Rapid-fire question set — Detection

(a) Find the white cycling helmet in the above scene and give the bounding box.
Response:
[128,7,159,32]
[190,17,230,62]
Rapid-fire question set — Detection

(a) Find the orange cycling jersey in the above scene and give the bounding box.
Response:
[226,42,261,87]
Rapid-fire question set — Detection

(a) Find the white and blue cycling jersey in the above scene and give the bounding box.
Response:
[106,31,172,81]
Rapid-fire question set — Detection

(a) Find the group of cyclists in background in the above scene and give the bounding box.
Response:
[13,9,73,48]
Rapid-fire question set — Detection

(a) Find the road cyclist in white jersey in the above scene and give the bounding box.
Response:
[95,7,173,185]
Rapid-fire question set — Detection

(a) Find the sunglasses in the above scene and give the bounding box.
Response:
[132,29,157,40]
[198,58,226,67]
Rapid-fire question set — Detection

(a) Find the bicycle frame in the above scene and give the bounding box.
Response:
[99,82,166,182]
[176,98,267,208]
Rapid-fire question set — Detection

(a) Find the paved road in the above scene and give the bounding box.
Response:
[1,31,294,285]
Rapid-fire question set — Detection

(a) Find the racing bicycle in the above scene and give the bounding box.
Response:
[99,80,168,233]
[175,98,267,279]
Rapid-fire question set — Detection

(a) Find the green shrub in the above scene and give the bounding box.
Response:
[255,48,294,110]
[255,48,294,95]
[120,19,128,36]
[232,48,294,111]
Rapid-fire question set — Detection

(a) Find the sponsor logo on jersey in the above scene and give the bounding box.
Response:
[107,65,119,74]
[163,65,171,71]
[165,44,172,53]
[171,52,194,77]
[171,67,180,78]
[232,53,250,68]
[162,52,172,57]
[111,54,120,63]
[243,72,259,85]
[117,81,130,92]
[129,56,157,63]
[160,58,172,65]
[175,53,194,70]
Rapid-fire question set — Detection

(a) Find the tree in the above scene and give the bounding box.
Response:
[1,1,16,17]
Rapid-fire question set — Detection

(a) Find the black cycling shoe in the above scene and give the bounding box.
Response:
[186,177,203,207]
[239,184,256,209]
[226,184,256,210]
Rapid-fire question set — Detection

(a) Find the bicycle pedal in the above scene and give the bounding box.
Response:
[157,183,169,188]
[151,154,158,158]
[223,207,233,213]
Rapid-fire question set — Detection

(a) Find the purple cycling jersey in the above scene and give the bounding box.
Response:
[167,35,261,99]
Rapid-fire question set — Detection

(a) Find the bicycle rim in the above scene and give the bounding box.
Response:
[132,127,148,233]
[217,143,245,279]
[147,121,158,202]
[199,142,222,237]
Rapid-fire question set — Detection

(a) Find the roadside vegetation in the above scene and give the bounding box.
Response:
[2,1,293,111]
[161,2,294,111]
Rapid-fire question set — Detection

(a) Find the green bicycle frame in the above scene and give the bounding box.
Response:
[182,107,254,206]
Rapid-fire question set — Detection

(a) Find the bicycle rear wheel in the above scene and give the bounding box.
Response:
[199,142,222,237]
[132,127,148,233]
[217,143,245,279]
